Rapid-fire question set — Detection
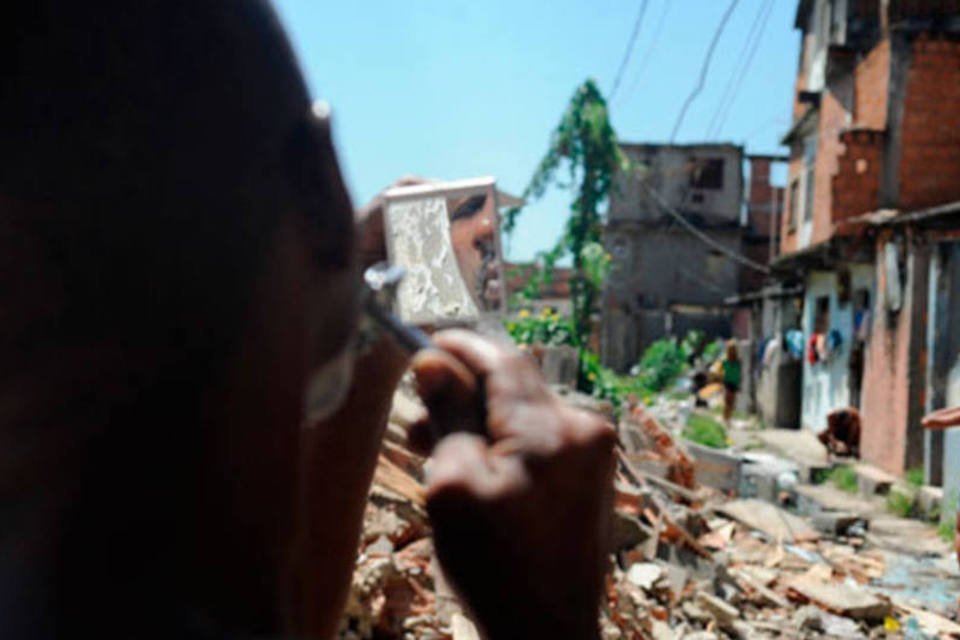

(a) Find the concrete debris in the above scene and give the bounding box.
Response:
[895,600,960,637]
[717,499,819,544]
[626,562,664,591]
[852,462,897,497]
[786,575,892,622]
[695,591,740,624]
[339,387,960,639]
[686,441,743,493]
[792,604,824,632]
[621,405,696,490]
[809,511,867,537]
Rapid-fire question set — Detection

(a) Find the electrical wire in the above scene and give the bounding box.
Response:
[705,0,773,139]
[669,0,741,142]
[618,0,671,105]
[609,0,650,101]
[710,0,776,138]
[641,183,772,274]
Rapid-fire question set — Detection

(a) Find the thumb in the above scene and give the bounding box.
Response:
[412,348,485,439]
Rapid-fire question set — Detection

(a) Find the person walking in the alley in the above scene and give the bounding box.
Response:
[721,340,742,424]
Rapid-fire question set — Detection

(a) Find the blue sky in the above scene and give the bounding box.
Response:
[273,0,800,261]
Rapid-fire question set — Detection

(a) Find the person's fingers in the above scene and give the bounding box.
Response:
[431,330,549,438]
[425,433,490,495]
[412,348,478,402]
[921,406,960,429]
[411,348,484,437]
[426,433,527,502]
[431,329,515,377]
[406,416,440,456]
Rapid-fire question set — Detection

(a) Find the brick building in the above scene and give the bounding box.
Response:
[769,0,960,498]
[741,155,789,295]
[504,261,574,316]
[601,143,745,372]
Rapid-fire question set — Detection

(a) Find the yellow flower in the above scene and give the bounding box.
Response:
[587,372,597,381]
[540,307,551,318]
[518,309,530,319]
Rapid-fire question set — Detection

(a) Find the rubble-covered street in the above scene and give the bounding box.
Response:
[339,388,960,640]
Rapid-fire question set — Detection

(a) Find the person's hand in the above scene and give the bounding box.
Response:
[355,176,429,268]
[921,406,960,430]
[410,331,616,640]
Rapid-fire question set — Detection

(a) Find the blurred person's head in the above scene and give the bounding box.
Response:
[0,0,355,634]
[725,339,739,362]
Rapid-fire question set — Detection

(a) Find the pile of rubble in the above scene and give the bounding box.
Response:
[337,390,960,639]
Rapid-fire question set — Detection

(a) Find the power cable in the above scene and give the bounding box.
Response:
[618,0,671,105]
[704,0,772,138]
[609,0,650,101]
[642,183,771,274]
[669,0,741,142]
[710,0,775,137]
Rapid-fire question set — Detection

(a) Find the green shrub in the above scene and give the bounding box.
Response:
[634,335,691,392]
[905,467,925,488]
[580,350,652,413]
[886,490,915,518]
[504,308,576,347]
[829,465,859,494]
[938,518,956,543]
[702,339,723,364]
[683,413,729,449]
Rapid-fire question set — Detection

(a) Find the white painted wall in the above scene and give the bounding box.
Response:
[800,265,874,431]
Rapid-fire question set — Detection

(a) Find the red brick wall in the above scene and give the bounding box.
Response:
[748,157,773,233]
[780,153,803,255]
[779,30,821,257]
[810,88,849,245]
[831,129,884,226]
[855,39,890,129]
[890,0,960,21]
[898,35,960,211]
[860,231,913,475]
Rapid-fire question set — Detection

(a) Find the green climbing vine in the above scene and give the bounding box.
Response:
[504,79,625,348]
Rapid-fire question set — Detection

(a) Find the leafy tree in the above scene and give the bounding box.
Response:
[504,79,625,348]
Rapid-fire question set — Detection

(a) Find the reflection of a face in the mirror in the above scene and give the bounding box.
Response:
[449,192,501,310]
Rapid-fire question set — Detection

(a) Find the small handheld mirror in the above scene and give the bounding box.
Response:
[381,177,510,328]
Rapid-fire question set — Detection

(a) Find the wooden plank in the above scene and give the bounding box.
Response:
[787,576,891,622]
[717,498,819,543]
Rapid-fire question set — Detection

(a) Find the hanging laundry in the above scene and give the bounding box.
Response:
[786,330,805,360]
[826,328,843,355]
[815,333,829,362]
[807,333,820,365]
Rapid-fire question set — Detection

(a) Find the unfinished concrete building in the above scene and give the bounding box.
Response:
[601,143,744,372]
